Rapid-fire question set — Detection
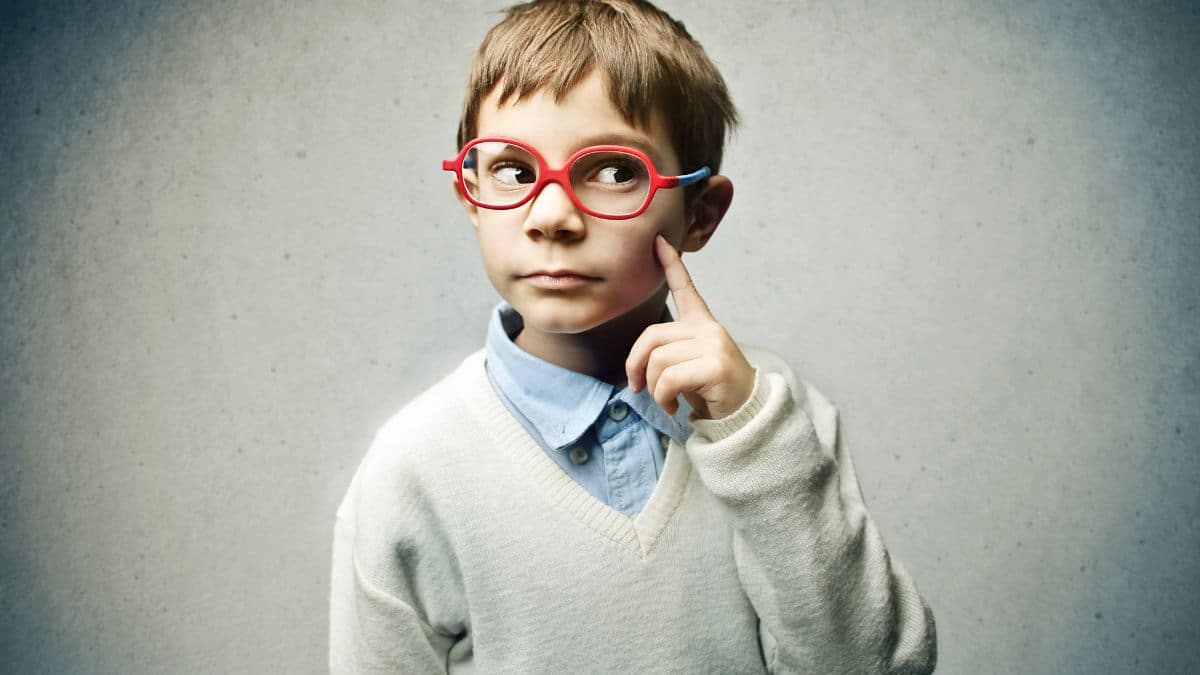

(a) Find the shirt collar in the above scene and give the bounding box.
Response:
[484,301,693,451]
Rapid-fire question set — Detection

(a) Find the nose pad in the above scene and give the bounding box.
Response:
[524,181,585,240]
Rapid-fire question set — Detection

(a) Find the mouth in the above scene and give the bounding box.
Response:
[519,271,599,289]
[521,269,599,279]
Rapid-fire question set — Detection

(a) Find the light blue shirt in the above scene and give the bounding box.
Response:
[483,301,694,518]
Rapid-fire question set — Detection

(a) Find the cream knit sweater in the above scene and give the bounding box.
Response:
[329,344,936,674]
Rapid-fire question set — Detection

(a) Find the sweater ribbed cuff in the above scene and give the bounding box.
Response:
[688,367,768,441]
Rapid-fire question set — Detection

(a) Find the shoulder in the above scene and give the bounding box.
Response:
[349,349,487,498]
[372,357,472,451]
[333,353,489,600]
[735,341,839,448]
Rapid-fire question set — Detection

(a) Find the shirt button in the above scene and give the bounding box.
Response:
[608,401,629,421]
[568,445,590,465]
[660,434,671,449]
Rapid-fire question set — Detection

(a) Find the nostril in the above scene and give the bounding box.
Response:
[524,194,586,239]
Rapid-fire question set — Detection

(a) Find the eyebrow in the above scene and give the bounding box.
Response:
[570,133,665,166]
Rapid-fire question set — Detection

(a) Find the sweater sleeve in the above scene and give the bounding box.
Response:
[329,435,467,674]
[684,352,937,675]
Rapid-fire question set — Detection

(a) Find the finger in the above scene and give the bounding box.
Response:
[655,235,712,320]
[626,321,699,391]
[642,339,704,405]
[651,357,712,415]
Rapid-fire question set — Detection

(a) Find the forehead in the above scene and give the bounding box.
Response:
[475,70,676,169]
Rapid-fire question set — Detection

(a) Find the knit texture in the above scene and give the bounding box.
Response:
[329,344,937,674]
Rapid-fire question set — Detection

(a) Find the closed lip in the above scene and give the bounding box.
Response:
[521,270,600,279]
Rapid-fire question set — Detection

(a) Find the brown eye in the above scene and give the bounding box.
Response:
[492,162,536,186]
[595,161,640,185]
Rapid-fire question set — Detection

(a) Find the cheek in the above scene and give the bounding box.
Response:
[474,229,515,284]
[474,214,518,256]
[605,234,664,295]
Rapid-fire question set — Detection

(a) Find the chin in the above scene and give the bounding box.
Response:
[515,301,614,335]
[515,290,663,335]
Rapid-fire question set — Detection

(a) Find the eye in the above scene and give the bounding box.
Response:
[590,159,646,188]
[597,163,637,184]
[491,162,537,186]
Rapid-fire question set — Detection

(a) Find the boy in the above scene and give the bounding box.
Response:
[330,1,937,672]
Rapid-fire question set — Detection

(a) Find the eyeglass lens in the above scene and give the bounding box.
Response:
[463,142,651,217]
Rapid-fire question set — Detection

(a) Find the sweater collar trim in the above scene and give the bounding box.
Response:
[460,348,692,559]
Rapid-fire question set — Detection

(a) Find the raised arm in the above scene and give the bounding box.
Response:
[685,350,937,674]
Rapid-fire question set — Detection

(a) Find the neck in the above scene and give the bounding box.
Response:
[513,287,672,388]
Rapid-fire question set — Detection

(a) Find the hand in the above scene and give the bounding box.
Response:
[625,235,756,420]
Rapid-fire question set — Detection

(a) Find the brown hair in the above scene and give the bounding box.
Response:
[456,0,738,177]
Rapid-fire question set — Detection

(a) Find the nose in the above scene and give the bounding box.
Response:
[523,181,585,241]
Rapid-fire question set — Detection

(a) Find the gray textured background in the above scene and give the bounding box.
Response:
[2,1,1197,673]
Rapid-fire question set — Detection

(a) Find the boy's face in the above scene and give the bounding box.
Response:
[458,70,701,338]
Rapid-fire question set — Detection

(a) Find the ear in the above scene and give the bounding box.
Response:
[680,175,733,253]
[452,177,480,230]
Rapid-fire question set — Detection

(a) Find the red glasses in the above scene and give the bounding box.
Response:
[442,137,711,220]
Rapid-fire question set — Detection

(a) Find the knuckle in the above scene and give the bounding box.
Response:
[647,349,667,371]
[651,373,666,395]
[625,351,640,370]
[657,368,675,391]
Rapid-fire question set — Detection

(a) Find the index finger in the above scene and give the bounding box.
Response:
[655,234,712,319]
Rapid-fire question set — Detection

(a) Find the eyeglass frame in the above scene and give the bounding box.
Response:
[442,136,712,220]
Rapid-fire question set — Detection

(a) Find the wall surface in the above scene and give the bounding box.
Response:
[1,1,1197,673]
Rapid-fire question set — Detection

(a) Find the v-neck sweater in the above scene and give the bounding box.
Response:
[482,300,694,518]
[329,344,937,674]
